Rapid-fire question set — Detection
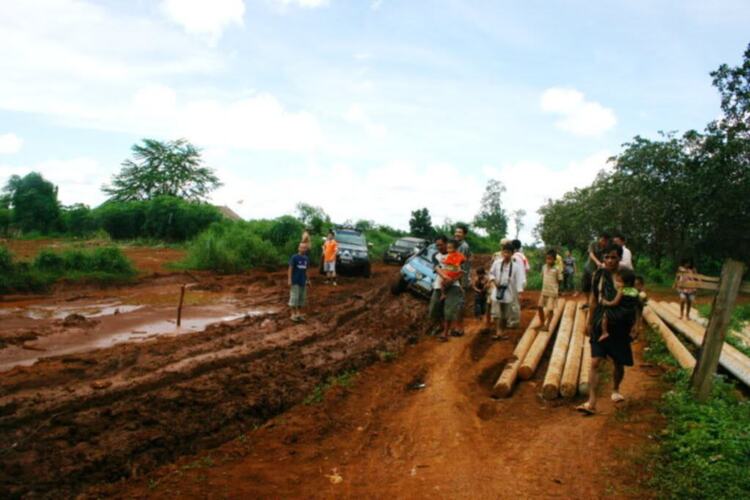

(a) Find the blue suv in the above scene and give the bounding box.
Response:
[391,243,438,297]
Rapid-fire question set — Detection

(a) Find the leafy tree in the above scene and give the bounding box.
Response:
[295,202,331,234]
[103,139,221,202]
[3,172,61,233]
[473,180,508,240]
[409,208,434,238]
[61,204,98,237]
[710,42,750,138]
[355,219,375,232]
[512,209,526,239]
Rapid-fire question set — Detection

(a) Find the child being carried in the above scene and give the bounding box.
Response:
[440,239,466,300]
[598,268,639,342]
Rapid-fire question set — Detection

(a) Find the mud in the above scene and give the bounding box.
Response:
[0,262,426,497]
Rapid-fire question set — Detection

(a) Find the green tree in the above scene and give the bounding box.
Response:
[409,208,434,238]
[295,202,331,234]
[473,180,508,240]
[103,139,221,202]
[3,172,62,234]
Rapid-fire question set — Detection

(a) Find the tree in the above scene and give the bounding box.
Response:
[103,139,221,202]
[710,42,750,138]
[512,209,526,239]
[409,208,434,238]
[355,219,375,232]
[3,172,61,233]
[295,202,331,234]
[473,180,508,240]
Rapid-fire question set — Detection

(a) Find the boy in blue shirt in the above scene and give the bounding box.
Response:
[288,242,311,322]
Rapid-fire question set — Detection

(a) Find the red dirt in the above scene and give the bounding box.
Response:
[0,253,668,498]
[117,305,664,499]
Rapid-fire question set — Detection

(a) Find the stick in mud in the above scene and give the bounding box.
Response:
[177,285,186,327]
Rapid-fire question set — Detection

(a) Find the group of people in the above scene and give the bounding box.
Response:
[288,225,698,416]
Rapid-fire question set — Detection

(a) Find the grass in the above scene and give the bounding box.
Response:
[304,370,357,405]
[0,244,136,293]
[643,326,750,499]
[696,302,750,357]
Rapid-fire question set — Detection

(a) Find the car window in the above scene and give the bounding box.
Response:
[335,232,366,246]
[395,238,416,248]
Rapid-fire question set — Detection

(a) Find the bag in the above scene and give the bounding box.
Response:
[495,260,513,301]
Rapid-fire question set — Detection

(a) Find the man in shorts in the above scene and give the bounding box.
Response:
[288,242,311,322]
[322,230,338,286]
[428,235,448,336]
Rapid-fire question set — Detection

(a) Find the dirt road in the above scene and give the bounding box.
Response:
[0,264,427,497]
[120,307,664,499]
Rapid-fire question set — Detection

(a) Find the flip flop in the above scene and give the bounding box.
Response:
[492,334,509,341]
[611,392,625,403]
[575,403,596,415]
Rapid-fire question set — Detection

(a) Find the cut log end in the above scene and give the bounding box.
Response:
[517,366,533,381]
[560,383,577,399]
[542,383,559,400]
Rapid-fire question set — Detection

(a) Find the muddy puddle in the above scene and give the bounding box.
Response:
[0,297,278,372]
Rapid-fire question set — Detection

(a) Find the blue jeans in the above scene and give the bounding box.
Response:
[474,294,487,317]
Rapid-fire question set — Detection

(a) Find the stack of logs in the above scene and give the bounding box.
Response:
[492,300,592,399]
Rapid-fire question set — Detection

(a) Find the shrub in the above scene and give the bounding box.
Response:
[185,221,280,273]
[61,204,99,237]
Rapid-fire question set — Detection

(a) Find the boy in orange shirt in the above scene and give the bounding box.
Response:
[322,230,339,286]
[440,240,466,300]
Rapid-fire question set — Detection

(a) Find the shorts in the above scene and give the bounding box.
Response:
[429,290,444,322]
[581,271,594,294]
[443,286,465,322]
[679,291,695,301]
[289,284,307,308]
[324,261,336,273]
[538,295,557,312]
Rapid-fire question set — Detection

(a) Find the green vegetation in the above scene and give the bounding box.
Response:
[696,303,750,357]
[473,180,509,241]
[0,245,136,293]
[643,326,750,499]
[537,44,750,273]
[304,370,357,405]
[409,208,434,239]
[3,172,62,234]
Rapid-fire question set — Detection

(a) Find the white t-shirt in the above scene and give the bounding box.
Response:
[619,245,633,270]
[489,258,523,304]
[432,252,447,290]
[512,252,527,292]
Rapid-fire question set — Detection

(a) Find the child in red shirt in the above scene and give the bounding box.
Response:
[440,240,466,300]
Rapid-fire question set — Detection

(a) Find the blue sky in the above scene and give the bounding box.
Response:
[1,0,748,242]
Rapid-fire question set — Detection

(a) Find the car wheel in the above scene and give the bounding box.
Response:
[391,277,407,295]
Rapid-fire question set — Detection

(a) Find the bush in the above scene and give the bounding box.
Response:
[94,196,221,242]
[185,221,281,273]
[29,246,136,285]
[61,204,99,237]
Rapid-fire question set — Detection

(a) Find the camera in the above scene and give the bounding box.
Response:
[496,284,508,300]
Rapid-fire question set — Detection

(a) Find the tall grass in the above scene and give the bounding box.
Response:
[0,245,136,293]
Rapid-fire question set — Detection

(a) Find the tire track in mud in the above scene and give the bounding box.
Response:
[0,272,424,498]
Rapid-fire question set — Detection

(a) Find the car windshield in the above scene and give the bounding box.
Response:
[417,244,438,263]
[335,232,366,246]
[394,238,419,248]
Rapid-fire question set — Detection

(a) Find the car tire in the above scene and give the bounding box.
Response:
[363,263,372,278]
[391,277,407,295]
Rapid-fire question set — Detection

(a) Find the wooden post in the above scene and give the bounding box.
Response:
[518,300,567,380]
[176,284,186,327]
[560,308,586,398]
[690,259,745,402]
[643,306,696,370]
[492,316,541,398]
[542,301,577,400]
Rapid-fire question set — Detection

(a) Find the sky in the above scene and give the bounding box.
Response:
[0,0,748,243]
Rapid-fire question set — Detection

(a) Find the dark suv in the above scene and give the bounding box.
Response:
[319,228,372,277]
[383,236,427,264]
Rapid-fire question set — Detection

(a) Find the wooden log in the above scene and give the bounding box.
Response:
[492,316,542,398]
[518,300,566,380]
[578,338,592,396]
[560,308,587,398]
[643,306,695,370]
[541,301,577,400]
[691,260,746,401]
[651,301,750,389]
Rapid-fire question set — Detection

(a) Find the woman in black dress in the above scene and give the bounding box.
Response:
[577,243,634,415]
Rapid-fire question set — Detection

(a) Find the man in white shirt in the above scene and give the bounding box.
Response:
[613,234,633,271]
[509,239,527,328]
[488,243,524,340]
[428,236,448,335]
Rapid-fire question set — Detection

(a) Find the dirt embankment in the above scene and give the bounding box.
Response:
[0,264,424,497]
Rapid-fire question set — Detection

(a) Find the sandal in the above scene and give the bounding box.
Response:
[451,330,464,337]
[437,336,450,343]
[575,403,596,415]
[492,334,509,341]
[611,392,625,403]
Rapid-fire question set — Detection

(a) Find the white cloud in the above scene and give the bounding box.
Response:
[344,104,387,139]
[161,0,245,44]
[272,0,330,8]
[0,134,23,154]
[540,88,616,137]
[483,150,612,242]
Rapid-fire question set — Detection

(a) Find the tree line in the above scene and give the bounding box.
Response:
[536,43,750,272]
